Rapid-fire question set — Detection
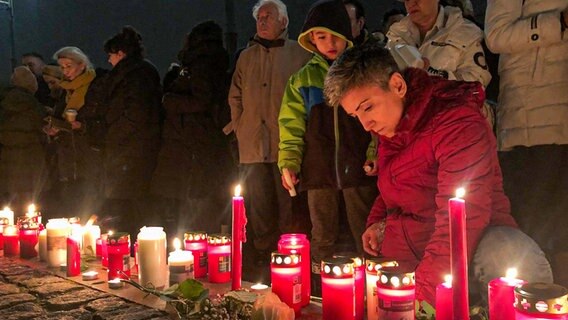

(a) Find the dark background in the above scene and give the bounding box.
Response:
[0,0,487,84]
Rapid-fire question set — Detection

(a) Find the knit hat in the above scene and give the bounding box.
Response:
[298,0,354,54]
[42,65,63,80]
[10,66,38,94]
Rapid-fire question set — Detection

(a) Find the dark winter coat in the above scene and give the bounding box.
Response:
[152,33,233,199]
[0,87,47,194]
[104,57,161,199]
[367,69,517,304]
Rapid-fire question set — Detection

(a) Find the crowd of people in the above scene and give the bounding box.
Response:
[0,0,566,306]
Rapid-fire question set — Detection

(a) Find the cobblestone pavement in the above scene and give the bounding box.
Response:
[0,257,170,320]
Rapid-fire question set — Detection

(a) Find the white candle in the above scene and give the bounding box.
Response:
[0,207,14,225]
[82,271,99,281]
[82,225,100,256]
[137,226,167,289]
[46,218,70,267]
[108,278,124,289]
[39,229,47,261]
[168,238,194,284]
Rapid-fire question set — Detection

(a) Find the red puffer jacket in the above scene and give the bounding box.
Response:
[367,68,517,304]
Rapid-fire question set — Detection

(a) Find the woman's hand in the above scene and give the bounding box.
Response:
[362,221,386,256]
[363,159,378,176]
[281,168,299,191]
[70,121,82,130]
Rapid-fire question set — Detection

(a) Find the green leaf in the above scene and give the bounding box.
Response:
[177,279,206,300]
[420,301,436,315]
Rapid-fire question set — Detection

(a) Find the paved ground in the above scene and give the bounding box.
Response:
[0,257,170,320]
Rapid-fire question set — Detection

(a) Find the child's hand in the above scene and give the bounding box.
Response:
[281,168,298,191]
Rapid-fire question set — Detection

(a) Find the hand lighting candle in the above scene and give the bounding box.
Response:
[207,234,231,283]
[184,231,208,278]
[376,266,415,320]
[3,225,19,256]
[333,252,364,320]
[137,227,167,289]
[449,187,469,319]
[488,268,527,320]
[321,257,355,320]
[46,218,70,267]
[366,259,399,320]
[271,252,302,316]
[436,275,453,320]
[168,237,194,284]
[66,233,81,276]
[231,185,246,290]
[18,216,39,259]
[514,283,568,319]
[278,233,311,306]
[106,232,131,280]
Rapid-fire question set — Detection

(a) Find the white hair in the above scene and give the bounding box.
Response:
[53,46,93,68]
[252,0,289,28]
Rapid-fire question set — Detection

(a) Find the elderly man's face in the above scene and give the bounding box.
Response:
[340,74,406,138]
[256,3,286,41]
[22,56,45,77]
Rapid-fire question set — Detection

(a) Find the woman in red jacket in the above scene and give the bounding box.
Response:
[324,44,552,305]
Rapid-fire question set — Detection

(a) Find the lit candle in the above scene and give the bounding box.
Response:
[449,187,469,319]
[82,222,100,257]
[3,225,19,256]
[366,259,398,320]
[108,278,124,289]
[207,234,231,283]
[46,218,70,267]
[321,257,355,320]
[184,231,208,278]
[0,217,9,256]
[38,229,47,261]
[514,283,568,319]
[82,271,99,281]
[488,268,527,320]
[25,204,41,226]
[250,283,270,293]
[168,238,194,284]
[231,185,246,290]
[18,216,39,259]
[0,207,14,225]
[436,275,453,320]
[96,237,102,258]
[271,252,302,316]
[66,234,81,276]
[278,233,311,306]
[137,226,167,289]
[100,233,109,267]
[106,232,131,280]
[333,252,364,320]
[376,266,416,319]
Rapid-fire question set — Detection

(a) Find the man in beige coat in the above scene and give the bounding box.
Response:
[228,0,311,264]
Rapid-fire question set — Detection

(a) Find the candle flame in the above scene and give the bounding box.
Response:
[108,230,114,236]
[173,238,181,251]
[506,268,518,279]
[27,204,36,215]
[455,188,466,198]
[2,206,9,212]
[234,184,242,197]
[444,274,452,286]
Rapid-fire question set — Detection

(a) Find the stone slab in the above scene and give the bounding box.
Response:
[0,302,45,320]
[20,275,67,288]
[0,293,37,309]
[85,297,130,313]
[0,282,21,295]
[30,281,84,298]
[45,288,111,311]
[93,305,166,320]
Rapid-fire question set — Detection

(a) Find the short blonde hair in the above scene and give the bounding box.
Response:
[53,46,93,68]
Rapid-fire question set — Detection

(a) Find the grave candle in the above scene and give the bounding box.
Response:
[207,234,231,283]
[333,252,364,320]
[0,217,9,256]
[106,232,131,280]
[108,278,124,289]
[278,233,311,306]
[168,237,194,284]
[321,257,355,320]
[366,259,398,320]
[18,216,39,259]
[514,283,568,319]
[449,187,469,319]
[137,227,167,289]
[96,237,102,258]
[231,185,246,290]
[3,225,19,256]
[376,266,415,320]
[184,231,208,278]
[38,229,47,261]
[436,275,453,320]
[46,218,70,267]
[271,252,302,316]
[66,234,81,276]
[0,207,14,225]
[488,268,527,320]
[101,233,109,267]
[82,271,99,281]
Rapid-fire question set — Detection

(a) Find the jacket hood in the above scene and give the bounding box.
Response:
[298,0,354,54]
[10,66,38,94]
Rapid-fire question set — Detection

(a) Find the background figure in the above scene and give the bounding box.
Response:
[21,52,53,108]
[343,0,379,46]
[0,66,47,210]
[375,8,406,43]
[228,0,311,269]
[151,20,235,237]
[102,26,162,241]
[485,0,568,286]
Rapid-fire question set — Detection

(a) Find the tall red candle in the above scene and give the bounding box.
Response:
[333,252,364,320]
[449,187,469,319]
[106,232,131,280]
[271,252,302,315]
[278,233,311,306]
[231,185,246,290]
[66,235,81,276]
[488,268,526,320]
[321,257,355,320]
[207,234,231,283]
[436,275,453,320]
[184,231,208,278]
[3,225,19,256]
[376,266,415,319]
[18,216,39,259]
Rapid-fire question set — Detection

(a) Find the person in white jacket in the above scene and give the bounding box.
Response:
[485,0,568,286]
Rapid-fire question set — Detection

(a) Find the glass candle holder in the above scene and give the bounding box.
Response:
[488,268,527,320]
[271,252,302,315]
[184,231,208,278]
[106,232,131,280]
[169,238,194,284]
[207,234,231,283]
[100,233,109,267]
[321,257,355,320]
[333,252,365,320]
[278,233,311,306]
[366,259,399,320]
[3,225,19,256]
[96,237,102,258]
[66,234,81,276]
[46,218,70,267]
[0,207,14,225]
[376,266,415,320]
[0,217,8,256]
[137,227,167,289]
[514,283,568,319]
[38,229,47,261]
[18,216,39,259]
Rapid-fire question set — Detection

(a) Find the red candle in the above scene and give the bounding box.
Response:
[101,233,109,267]
[96,237,102,258]
[66,235,81,276]
[366,259,399,320]
[207,234,231,283]
[489,268,527,320]
[18,216,40,259]
[321,257,355,320]
[278,233,311,306]
[333,253,364,320]
[449,187,469,319]
[106,232,131,280]
[376,266,415,319]
[231,185,247,290]
[436,275,453,320]
[3,225,19,256]
[514,283,568,320]
[0,217,8,256]
[271,252,302,315]
[184,231,208,278]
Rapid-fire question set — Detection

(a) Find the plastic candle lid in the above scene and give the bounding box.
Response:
[514,283,568,314]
